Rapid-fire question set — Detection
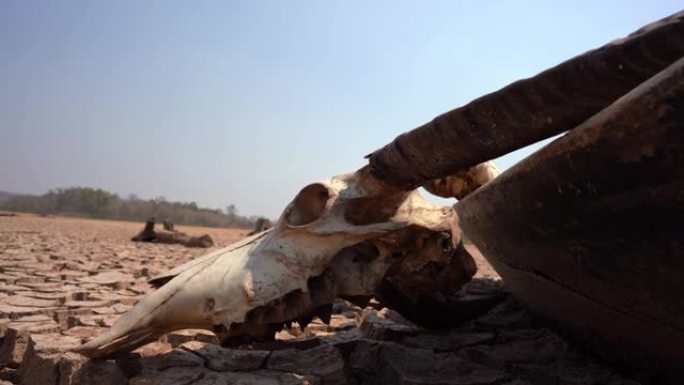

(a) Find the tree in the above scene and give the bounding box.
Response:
[225,204,237,219]
[0,187,257,229]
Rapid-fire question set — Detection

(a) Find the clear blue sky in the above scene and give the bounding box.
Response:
[1,1,680,218]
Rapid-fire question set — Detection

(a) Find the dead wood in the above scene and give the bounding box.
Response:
[131,217,214,248]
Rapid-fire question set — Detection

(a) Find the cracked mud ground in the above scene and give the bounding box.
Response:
[0,214,640,385]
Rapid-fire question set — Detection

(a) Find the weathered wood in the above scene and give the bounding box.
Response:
[368,11,684,189]
[131,218,214,248]
[456,57,684,382]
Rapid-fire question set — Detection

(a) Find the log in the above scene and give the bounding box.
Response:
[455,57,684,382]
[367,11,684,189]
[131,218,214,248]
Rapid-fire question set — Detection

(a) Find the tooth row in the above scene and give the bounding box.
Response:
[218,271,338,345]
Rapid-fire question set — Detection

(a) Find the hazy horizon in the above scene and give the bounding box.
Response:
[2,1,680,218]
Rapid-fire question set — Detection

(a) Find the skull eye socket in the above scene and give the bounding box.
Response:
[285,183,330,226]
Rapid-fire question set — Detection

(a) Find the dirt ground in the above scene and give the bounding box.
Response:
[0,214,639,385]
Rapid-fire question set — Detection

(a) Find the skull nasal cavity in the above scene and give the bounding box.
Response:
[285,183,330,226]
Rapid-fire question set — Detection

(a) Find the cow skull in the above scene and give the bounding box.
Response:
[77,166,484,359]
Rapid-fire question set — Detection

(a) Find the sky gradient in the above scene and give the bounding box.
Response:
[1,1,681,218]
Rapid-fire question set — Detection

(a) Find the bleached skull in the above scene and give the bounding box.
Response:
[77,166,480,359]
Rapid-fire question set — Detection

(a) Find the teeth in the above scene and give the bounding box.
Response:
[218,271,340,345]
[284,290,311,319]
[263,302,285,323]
[286,289,307,304]
[298,315,314,330]
[315,303,333,324]
[246,306,266,324]
[308,274,336,305]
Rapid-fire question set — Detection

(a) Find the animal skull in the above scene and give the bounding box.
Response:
[77,166,485,359]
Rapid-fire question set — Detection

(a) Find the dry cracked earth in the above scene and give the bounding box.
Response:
[0,214,641,385]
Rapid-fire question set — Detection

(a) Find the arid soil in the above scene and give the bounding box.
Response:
[0,214,639,385]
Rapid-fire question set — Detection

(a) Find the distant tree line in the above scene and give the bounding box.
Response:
[0,187,261,229]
